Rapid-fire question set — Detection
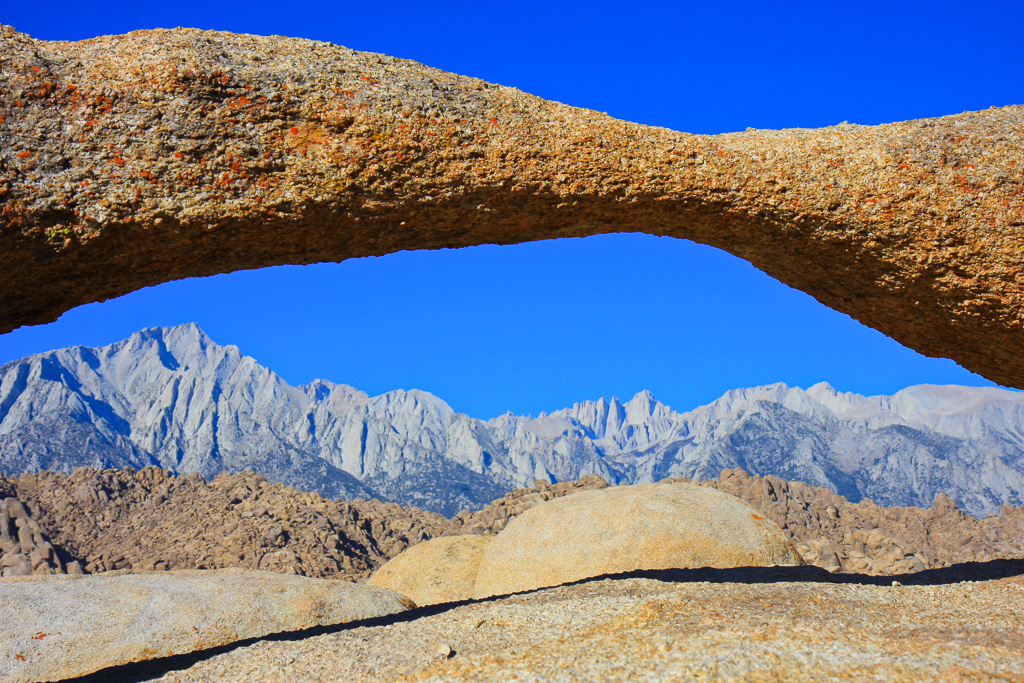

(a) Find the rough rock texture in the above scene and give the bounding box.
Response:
[369,535,492,606]
[123,563,1024,682]
[0,488,78,577]
[447,474,611,534]
[701,468,1024,575]
[456,471,1024,576]
[473,482,803,598]
[1,467,1022,584]
[0,27,1022,386]
[0,568,412,682]
[1,466,449,581]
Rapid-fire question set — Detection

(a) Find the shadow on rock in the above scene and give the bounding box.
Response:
[61,558,1024,683]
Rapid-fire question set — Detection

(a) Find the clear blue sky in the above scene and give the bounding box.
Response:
[2,1,1022,418]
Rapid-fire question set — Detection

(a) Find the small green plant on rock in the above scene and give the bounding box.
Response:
[45,226,74,242]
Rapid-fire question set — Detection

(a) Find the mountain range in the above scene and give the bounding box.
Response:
[1,323,1022,516]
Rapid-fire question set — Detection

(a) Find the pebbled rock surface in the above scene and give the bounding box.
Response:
[472,482,803,598]
[369,535,493,606]
[133,564,1024,682]
[0,568,412,683]
[0,27,1022,388]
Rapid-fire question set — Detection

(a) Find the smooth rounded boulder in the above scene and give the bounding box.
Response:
[0,568,413,683]
[369,535,493,606]
[473,482,803,598]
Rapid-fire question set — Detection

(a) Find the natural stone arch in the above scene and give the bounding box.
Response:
[1,26,1022,387]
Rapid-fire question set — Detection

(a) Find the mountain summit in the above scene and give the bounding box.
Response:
[1,324,1023,516]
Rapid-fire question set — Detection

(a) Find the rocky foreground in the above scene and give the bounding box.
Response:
[2,467,1023,681]
[0,569,412,683]
[107,564,1024,683]
[1,466,1022,581]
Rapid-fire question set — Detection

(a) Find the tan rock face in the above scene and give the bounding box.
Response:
[0,27,1022,387]
[472,482,803,598]
[368,535,492,606]
[0,568,412,683]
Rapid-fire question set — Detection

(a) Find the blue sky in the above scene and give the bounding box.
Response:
[1,1,1022,418]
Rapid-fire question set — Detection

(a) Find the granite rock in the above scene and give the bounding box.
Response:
[369,535,493,605]
[0,27,1021,391]
[0,568,412,682]
[473,481,803,598]
[135,564,1024,682]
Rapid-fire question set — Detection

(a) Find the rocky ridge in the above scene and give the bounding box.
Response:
[0,466,449,580]
[0,27,1022,395]
[4,323,1024,516]
[0,466,1020,581]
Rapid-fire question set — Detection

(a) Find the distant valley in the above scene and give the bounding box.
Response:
[1,323,1022,516]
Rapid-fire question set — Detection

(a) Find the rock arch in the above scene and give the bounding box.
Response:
[1,27,1022,387]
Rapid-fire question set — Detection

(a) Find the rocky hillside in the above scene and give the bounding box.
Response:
[2,324,1024,516]
[1,466,449,581]
[0,466,1020,580]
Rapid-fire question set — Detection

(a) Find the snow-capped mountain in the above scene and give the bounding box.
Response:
[1,323,1022,516]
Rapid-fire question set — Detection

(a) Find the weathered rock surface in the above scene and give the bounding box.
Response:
[0,27,1022,387]
[458,471,1024,576]
[2,466,450,581]
[0,568,412,683]
[701,468,1024,575]
[0,490,75,577]
[473,482,803,598]
[369,535,492,606]
[1,467,1021,584]
[131,563,1024,682]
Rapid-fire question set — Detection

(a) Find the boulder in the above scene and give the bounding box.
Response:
[369,535,493,606]
[473,482,802,598]
[0,568,413,682]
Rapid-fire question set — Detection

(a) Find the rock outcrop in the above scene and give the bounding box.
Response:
[472,482,803,598]
[3,466,449,581]
[0,491,76,577]
[456,471,1024,576]
[0,27,1022,388]
[0,568,412,682]
[368,535,492,606]
[701,468,1024,575]
[1,466,1021,583]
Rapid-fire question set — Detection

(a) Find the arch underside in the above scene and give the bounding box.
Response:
[0,26,1022,388]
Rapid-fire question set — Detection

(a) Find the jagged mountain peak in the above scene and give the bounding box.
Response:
[300,379,369,413]
[369,388,454,415]
[120,321,212,352]
[2,325,1024,516]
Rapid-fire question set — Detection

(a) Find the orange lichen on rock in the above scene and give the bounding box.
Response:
[0,24,1021,390]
